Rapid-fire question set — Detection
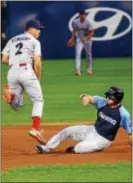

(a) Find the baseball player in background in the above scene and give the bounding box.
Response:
[67,10,94,76]
[2,20,45,144]
[35,86,132,154]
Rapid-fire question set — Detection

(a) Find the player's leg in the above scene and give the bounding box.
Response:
[75,39,84,75]
[74,139,111,154]
[47,125,91,147]
[21,72,44,143]
[69,130,112,153]
[74,140,101,153]
[9,85,24,110]
[3,73,24,110]
[35,125,94,153]
[84,40,93,75]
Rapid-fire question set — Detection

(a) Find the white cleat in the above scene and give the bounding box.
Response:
[75,71,81,76]
[87,69,92,76]
[29,128,46,144]
[35,145,50,154]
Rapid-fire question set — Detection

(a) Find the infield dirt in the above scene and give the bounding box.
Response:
[2,124,131,171]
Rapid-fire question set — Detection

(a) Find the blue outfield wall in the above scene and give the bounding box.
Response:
[7,1,132,59]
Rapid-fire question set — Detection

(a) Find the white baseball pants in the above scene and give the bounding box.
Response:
[7,64,44,118]
[46,125,111,153]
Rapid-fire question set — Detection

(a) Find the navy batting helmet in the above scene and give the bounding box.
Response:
[104,86,124,104]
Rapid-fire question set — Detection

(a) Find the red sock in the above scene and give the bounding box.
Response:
[32,116,41,130]
[11,93,15,101]
[8,94,15,104]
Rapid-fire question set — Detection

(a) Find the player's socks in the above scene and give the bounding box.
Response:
[10,93,15,102]
[32,116,41,130]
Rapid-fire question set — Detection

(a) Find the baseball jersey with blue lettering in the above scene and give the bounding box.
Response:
[2,32,41,66]
[93,96,131,141]
[72,18,93,39]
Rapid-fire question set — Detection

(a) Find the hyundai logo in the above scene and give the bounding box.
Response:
[68,7,132,41]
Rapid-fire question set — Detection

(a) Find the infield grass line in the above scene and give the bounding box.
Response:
[2,162,132,182]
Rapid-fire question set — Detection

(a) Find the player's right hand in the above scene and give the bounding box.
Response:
[80,94,89,106]
[67,38,75,47]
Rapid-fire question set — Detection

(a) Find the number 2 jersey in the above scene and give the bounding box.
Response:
[93,96,132,141]
[2,32,41,66]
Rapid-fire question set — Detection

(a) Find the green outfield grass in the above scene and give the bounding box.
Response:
[2,162,132,182]
[1,58,132,182]
[1,58,132,125]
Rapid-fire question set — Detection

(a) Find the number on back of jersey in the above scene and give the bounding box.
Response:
[15,42,23,55]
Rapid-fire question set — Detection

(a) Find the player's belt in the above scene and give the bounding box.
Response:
[9,63,27,69]
[19,63,27,67]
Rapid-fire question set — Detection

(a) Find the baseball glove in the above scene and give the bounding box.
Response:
[67,38,75,47]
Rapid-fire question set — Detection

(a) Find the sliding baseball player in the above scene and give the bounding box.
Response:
[35,86,132,154]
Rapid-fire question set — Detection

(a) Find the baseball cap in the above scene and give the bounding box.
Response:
[25,20,44,30]
[79,10,86,15]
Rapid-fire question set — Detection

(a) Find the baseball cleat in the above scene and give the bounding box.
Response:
[66,146,75,153]
[35,145,50,154]
[3,85,12,103]
[29,128,46,144]
[87,70,92,76]
[75,72,81,76]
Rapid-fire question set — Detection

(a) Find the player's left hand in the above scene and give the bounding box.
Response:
[80,94,89,106]
[67,38,75,47]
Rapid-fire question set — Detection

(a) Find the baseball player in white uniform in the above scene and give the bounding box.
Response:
[68,10,94,76]
[2,20,45,144]
[35,86,132,154]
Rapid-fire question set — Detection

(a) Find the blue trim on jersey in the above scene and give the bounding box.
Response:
[119,106,132,134]
[93,96,107,109]
[93,95,132,134]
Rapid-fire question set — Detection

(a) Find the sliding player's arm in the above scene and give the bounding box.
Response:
[120,112,132,146]
[80,95,107,108]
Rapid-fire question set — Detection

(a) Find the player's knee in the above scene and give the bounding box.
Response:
[41,98,44,105]
[74,141,94,154]
[58,128,68,137]
[63,126,76,137]
[74,145,85,154]
[57,127,72,140]
[75,55,81,60]
[33,95,44,103]
[87,52,92,57]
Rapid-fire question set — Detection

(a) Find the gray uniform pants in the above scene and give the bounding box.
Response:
[75,39,92,72]
[7,64,44,118]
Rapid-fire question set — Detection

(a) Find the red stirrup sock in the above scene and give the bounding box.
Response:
[32,116,41,130]
[11,93,15,101]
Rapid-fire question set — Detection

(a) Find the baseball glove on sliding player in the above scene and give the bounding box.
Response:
[67,38,75,47]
